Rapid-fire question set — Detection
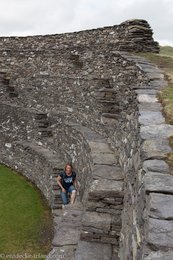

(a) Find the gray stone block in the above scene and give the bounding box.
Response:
[92,164,124,180]
[82,211,111,231]
[143,159,170,174]
[146,218,173,249]
[144,172,173,194]
[144,251,173,260]
[142,139,172,159]
[89,179,124,197]
[75,240,112,260]
[52,227,80,246]
[139,111,165,125]
[140,124,173,139]
[147,193,173,220]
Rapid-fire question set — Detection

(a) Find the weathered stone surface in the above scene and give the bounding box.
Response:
[146,218,173,249]
[144,172,173,194]
[92,164,124,180]
[137,94,157,103]
[46,246,76,260]
[52,227,80,246]
[82,211,111,231]
[142,139,172,159]
[89,179,124,197]
[144,251,173,260]
[75,241,112,260]
[92,152,117,165]
[149,79,168,89]
[147,193,173,219]
[138,102,162,112]
[140,124,173,139]
[135,89,158,95]
[139,111,165,125]
[143,159,170,174]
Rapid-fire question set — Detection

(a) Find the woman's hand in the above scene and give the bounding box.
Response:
[62,187,66,193]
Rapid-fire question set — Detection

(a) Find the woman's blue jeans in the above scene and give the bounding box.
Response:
[60,185,76,205]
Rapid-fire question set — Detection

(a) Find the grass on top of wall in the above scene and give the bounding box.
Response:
[0,164,53,260]
[137,46,173,172]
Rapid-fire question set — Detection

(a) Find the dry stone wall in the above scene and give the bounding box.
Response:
[0,19,173,259]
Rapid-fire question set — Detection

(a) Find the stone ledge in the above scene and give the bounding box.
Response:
[88,179,124,197]
[139,111,165,125]
[144,250,173,260]
[147,193,173,220]
[140,124,173,139]
[143,159,170,174]
[92,164,124,180]
[146,218,173,249]
[142,139,172,160]
[75,240,112,260]
[144,172,173,195]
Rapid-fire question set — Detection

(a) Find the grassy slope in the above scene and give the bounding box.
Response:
[137,46,173,171]
[0,165,53,260]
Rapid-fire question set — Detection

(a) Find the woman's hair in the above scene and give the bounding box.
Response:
[64,163,73,171]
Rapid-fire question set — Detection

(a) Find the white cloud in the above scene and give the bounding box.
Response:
[0,0,172,46]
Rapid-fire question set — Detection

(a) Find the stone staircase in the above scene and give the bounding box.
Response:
[35,112,53,138]
[0,71,18,98]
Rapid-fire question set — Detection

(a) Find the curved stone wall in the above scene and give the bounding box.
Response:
[0,19,173,259]
[0,19,158,53]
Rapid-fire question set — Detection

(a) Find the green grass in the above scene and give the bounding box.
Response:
[0,164,53,260]
[160,46,173,57]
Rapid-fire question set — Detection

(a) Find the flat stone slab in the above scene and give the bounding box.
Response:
[149,79,167,89]
[139,111,165,125]
[146,72,164,80]
[46,246,76,260]
[142,139,172,159]
[137,94,158,103]
[144,250,173,260]
[140,124,173,139]
[52,227,80,246]
[92,164,124,180]
[135,89,158,95]
[89,179,124,197]
[88,141,114,154]
[75,240,112,260]
[138,102,162,112]
[146,218,173,249]
[143,159,170,174]
[92,152,117,165]
[144,172,173,194]
[147,193,173,219]
[82,211,111,231]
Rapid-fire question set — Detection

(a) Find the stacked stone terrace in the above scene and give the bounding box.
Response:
[0,19,173,259]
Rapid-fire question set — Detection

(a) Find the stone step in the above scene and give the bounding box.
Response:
[75,240,113,260]
[46,246,77,260]
[80,211,120,245]
[52,202,84,247]
[9,92,18,98]
[87,179,124,199]
[37,121,49,128]
[35,113,48,120]
[38,128,53,137]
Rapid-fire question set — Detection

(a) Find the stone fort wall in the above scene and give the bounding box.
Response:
[0,19,173,259]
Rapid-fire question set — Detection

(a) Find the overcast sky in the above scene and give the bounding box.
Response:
[0,0,172,46]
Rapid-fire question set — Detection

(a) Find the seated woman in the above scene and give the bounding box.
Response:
[56,163,77,207]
